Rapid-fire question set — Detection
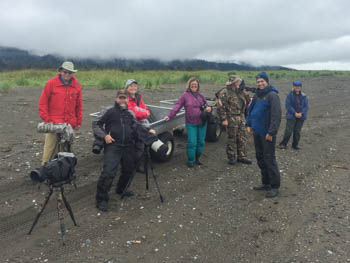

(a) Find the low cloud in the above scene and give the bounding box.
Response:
[1,0,350,69]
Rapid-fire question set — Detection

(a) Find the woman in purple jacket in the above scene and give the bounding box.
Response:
[165,77,212,167]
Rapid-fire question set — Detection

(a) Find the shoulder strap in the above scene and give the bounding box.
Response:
[135,93,141,106]
[190,92,205,106]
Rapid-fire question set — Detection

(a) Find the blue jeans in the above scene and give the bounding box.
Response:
[185,123,207,164]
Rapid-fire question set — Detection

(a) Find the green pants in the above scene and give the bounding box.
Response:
[185,123,207,164]
[280,118,304,147]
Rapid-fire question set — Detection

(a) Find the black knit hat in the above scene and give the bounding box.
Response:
[256,72,269,84]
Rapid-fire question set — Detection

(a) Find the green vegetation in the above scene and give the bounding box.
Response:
[0,81,11,93]
[0,69,349,89]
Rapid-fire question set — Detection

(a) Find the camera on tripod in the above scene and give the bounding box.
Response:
[92,126,169,158]
[28,122,79,244]
[30,122,77,186]
[30,152,77,187]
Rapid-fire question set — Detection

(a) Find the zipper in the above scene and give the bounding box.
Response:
[121,114,125,144]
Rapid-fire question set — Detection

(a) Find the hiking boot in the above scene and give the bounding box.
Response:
[96,200,108,212]
[228,159,236,165]
[253,184,271,191]
[292,145,300,150]
[278,144,287,149]
[265,188,279,198]
[116,189,134,197]
[186,162,194,168]
[237,158,252,165]
[195,155,203,165]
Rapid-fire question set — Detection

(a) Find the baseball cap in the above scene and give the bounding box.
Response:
[293,80,302,86]
[226,75,241,86]
[125,79,138,88]
[116,89,128,98]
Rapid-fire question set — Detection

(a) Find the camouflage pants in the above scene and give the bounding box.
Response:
[226,116,247,160]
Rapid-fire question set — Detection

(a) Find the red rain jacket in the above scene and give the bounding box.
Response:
[38,74,83,128]
[128,94,150,122]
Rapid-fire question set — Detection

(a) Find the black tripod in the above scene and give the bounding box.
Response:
[28,134,78,245]
[121,145,164,202]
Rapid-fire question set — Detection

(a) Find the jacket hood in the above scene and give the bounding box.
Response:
[292,90,307,97]
[257,85,279,97]
[266,85,279,94]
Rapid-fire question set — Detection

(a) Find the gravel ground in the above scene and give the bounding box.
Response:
[0,77,349,263]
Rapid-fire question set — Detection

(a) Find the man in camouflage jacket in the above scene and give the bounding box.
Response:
[217,75,252,165]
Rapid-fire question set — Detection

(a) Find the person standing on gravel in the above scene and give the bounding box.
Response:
[94,90,164,212]
[217,75,252,165]
[164,77,212,167]
[38,61,82,165]
[279,81,309,150]
[246,72,281,198]
[92,79,150,174]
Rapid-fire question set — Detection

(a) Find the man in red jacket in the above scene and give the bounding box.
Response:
[38,61,83,164]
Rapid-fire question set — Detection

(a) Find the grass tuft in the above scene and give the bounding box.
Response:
[0,69,349,90]
[0,81,11,93]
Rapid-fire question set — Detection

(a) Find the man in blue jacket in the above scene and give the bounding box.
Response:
[246,72,282,198]
[279,81,309,150]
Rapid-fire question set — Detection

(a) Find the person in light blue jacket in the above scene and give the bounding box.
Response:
[279,81,309,150]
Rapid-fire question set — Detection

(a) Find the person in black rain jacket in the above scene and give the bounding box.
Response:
[94,90,158,211]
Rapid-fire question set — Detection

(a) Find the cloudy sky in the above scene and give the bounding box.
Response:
[1,0,350,70]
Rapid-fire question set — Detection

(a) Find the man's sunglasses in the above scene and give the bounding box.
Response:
[62,71,73,75]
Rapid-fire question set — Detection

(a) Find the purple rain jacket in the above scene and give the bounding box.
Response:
[167,90,207,125]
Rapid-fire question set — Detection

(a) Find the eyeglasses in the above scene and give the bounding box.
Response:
[117,96,128,99]
[62,71,73,75]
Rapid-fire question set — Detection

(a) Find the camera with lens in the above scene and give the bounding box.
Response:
[200,103,209,112]
[30,152,77,186]
[150,138,168,157]
[199,103,213,123]
[37,122,75,144]
[239,80,257,93]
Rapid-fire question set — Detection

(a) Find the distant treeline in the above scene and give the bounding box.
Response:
[0,47,290,71]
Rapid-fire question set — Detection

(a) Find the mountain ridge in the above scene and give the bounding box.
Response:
[0,46,292,71]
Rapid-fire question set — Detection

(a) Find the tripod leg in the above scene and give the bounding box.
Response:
[56,190,66,245]
[28,187,53,235]
[149,157,164,203]
[61,187,78,226]
[49,139,60,161]
[120,169,137,200]
[120,148,144,200]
